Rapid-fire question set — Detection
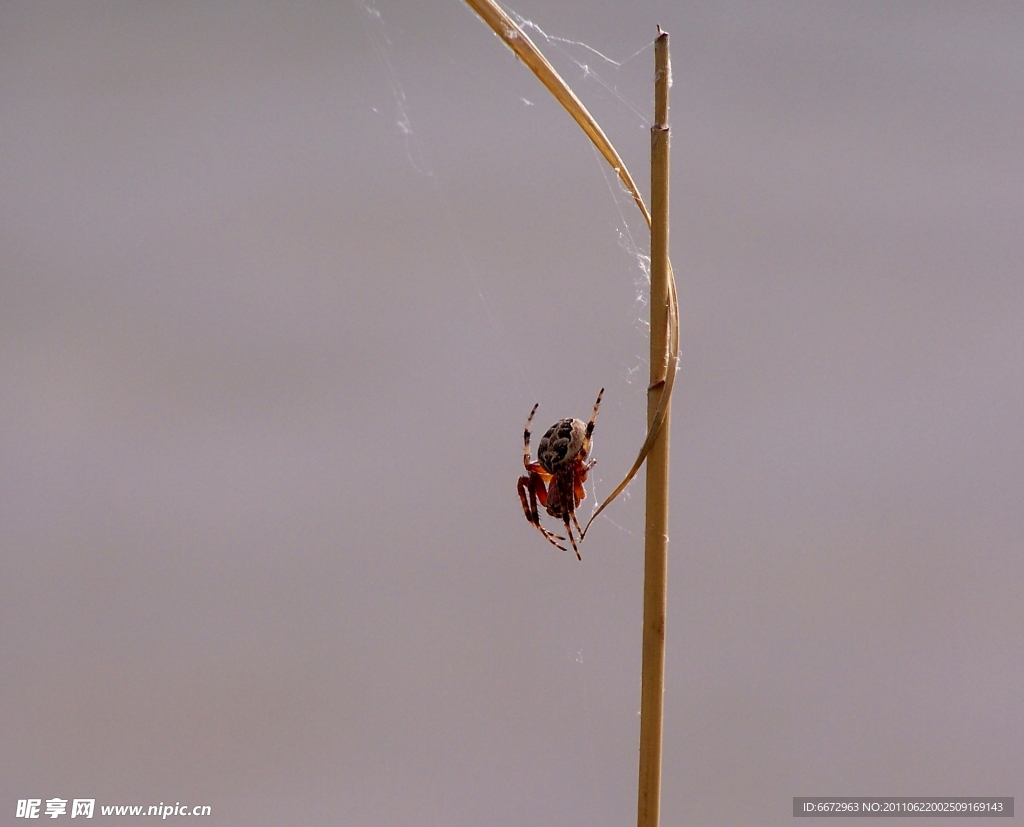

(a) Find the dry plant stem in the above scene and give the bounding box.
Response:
[637,30,672,827]
[461,0,679,535]
[463,0,646,220]
[464,5,679,822]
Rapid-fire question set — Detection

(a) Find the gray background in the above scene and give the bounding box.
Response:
[2,2,1021,825]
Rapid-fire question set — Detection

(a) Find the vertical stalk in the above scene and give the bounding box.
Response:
[638,28,671,827]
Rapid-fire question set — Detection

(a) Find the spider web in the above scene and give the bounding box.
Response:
[359,0,661,536]
[501,7,660,540]
[357,5,667,820]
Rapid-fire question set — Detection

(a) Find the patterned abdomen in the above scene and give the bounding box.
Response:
[537,418,587,473]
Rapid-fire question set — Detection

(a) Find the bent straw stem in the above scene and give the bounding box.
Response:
[462,0,679,532]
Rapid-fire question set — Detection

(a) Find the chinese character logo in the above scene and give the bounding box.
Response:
[17,800,41,819]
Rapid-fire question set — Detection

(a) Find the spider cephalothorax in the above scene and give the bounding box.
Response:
[517,388,603,559]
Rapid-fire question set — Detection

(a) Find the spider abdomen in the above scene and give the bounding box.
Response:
[537,418,587,473]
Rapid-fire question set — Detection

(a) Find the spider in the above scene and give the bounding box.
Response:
[517,388,604,560]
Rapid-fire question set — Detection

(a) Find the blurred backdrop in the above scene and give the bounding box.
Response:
[2,2,1022,824]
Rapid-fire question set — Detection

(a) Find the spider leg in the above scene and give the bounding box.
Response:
[571,509,585,541]
[563,511,582,561]
[517,475,533,521]
[523,403,539,470]
[539,525,569,552]
[580,388,604,455]
[531,475,567,549]
[518,473,567,550]
[552,474,582,560]
[574,474,587,505]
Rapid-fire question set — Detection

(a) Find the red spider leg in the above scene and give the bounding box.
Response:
[563,511,582,560]
[568,458,594,551]
[571,509,585,543]
[573,474,587,504]
[526,464,550,506]
[516,475,533,522]
[518,467,567,548]
[550,473,581,560]
[521,403,568,549]
[531,479,569,550]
